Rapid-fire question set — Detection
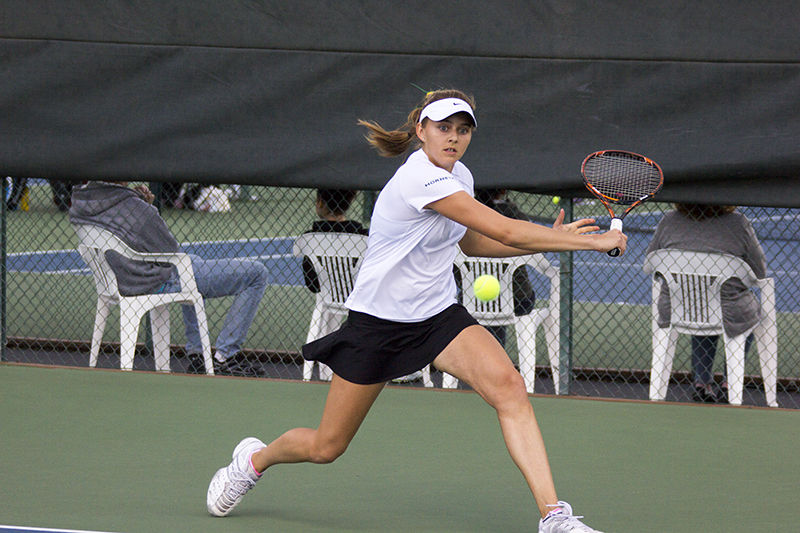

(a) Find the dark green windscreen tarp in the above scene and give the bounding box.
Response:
[2,1,798,206]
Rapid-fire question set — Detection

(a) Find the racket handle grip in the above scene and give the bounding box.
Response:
[608,218,623,257]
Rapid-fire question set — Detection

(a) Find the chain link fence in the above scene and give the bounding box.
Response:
[3,179,798,408]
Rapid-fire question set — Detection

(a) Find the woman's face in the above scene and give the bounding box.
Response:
[416,112,474,172]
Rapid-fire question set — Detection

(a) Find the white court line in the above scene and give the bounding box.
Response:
[575,259,797,277]
[6,236,296,258]
[35,253,295,275]
[7,248,76,257]
[42,268,92,275]
[748,213,800,223]
[175,235,297,246]
[0,526,120,533]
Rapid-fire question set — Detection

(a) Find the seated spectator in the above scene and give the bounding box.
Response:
[302,189,368,293]
[174,183,231,212]
[310,188,368,234]
[5,177,29,211]
[225,184,259,202]
[474,189,537,346]
[646,203,767,403]
[70,181,268,376]
[159,182,185,208]
[50,179,78,211]
[4,178,77,212]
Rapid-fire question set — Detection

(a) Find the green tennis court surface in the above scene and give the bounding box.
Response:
[1,364,797,532]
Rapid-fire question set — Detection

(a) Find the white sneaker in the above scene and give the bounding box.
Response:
[392,370,423,383]
[538,501,604,533]
[207,437,266,517]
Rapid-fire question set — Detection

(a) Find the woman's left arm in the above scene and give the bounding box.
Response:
[459,228,530,257]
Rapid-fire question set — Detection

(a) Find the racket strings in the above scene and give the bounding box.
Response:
[584,155,662,204]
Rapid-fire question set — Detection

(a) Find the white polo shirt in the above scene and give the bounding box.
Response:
[346,149,474,321]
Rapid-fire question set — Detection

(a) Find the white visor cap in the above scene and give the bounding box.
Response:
[418,98,477,127]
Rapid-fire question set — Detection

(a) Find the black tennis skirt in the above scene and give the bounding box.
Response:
[302,304,479,384]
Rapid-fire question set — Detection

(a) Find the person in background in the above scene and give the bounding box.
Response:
[4,178,77,212]
[159,182,185,208]
[5,177,29,211]
[302,188,368,293]
[70,181,268,377]
[226,184,259,202]
[474,188,538,346]
[646,203,767,403]
[50,179,78,211]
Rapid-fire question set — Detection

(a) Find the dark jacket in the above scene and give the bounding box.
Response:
[69,182,180,296]
[646,210,767,337]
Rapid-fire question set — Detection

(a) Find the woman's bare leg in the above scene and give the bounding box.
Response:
[433,325,558,517]
[251,376,385,471]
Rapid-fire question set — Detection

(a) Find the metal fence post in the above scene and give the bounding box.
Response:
[558,197,574,395]
[1,178,6,360]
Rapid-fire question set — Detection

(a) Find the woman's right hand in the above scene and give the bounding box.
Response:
[594,229,627,255]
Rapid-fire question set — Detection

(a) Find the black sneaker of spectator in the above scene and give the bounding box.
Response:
[184,353,265,377]
[213,353,265,377]
[185,354,207,374]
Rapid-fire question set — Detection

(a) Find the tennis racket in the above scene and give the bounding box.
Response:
[581,150,663,257]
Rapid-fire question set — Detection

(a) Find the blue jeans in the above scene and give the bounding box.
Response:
[161,255,268,360]
[691,333,754,385]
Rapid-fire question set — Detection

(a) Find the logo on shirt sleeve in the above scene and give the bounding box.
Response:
[423,176,454,187]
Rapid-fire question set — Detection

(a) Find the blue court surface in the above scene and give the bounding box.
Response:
[8,207,800,313]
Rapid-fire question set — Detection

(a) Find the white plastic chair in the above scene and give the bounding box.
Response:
[643,249,777,406]
[74,224,213,374]
[293,232,368,381]
[423,252,561,394]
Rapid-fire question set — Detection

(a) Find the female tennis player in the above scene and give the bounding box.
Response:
[207,89,625,532]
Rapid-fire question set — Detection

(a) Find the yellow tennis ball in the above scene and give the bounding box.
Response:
[473,274,500,302]
[552,196,561,204]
